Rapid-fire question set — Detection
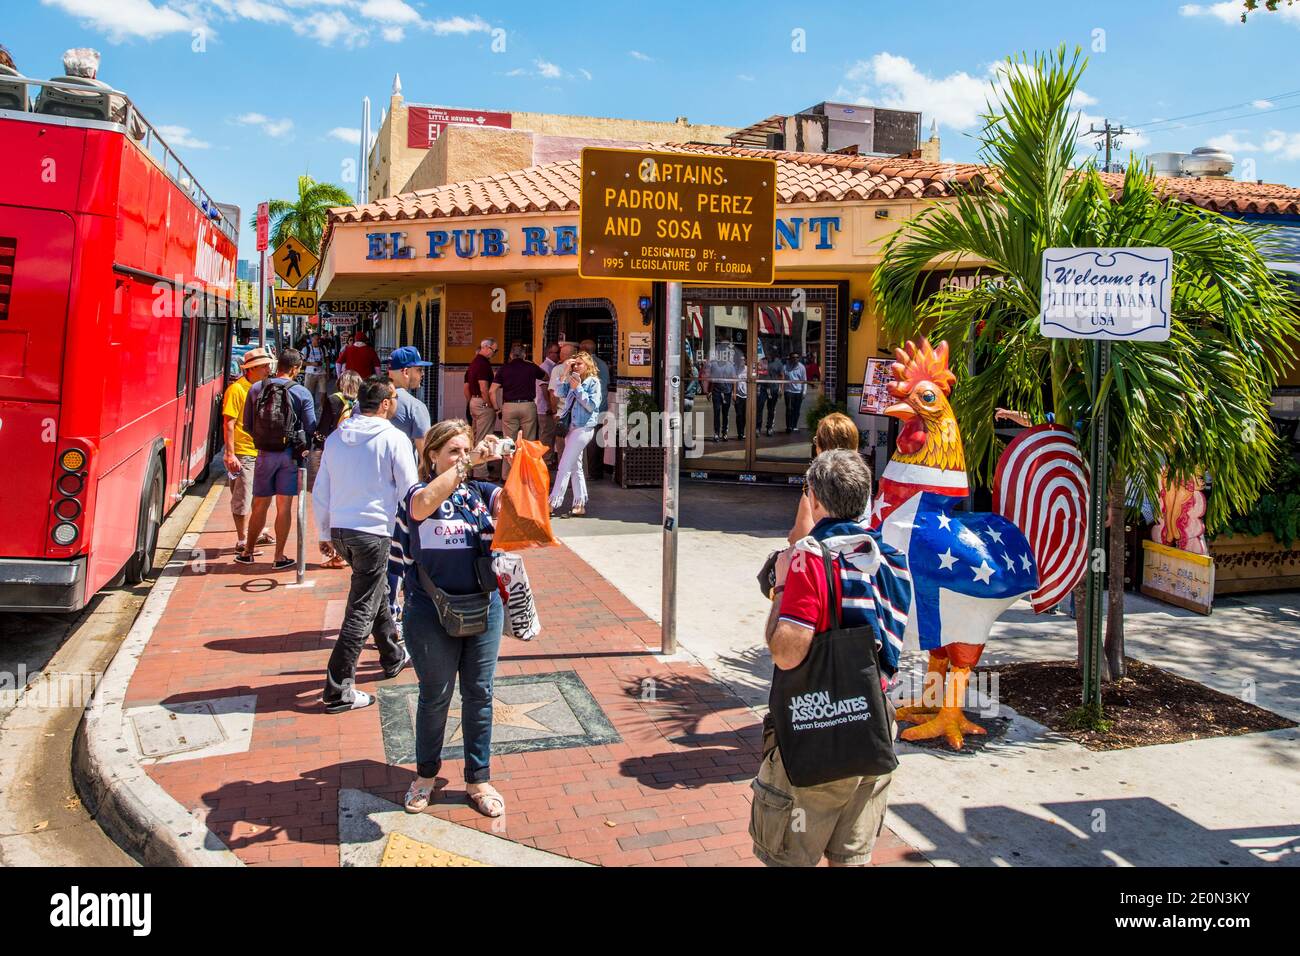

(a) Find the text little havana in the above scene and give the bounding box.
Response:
[789,690,872,729]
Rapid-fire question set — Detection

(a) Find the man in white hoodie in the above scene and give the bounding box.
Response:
[313,376,419,713]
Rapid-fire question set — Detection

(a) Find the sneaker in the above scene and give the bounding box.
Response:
[271,557,295,571]
[233,552,255,565]
[383,646,411,680]
[324,681,374,714]
[235,539,247,553]
[257,530,274,544]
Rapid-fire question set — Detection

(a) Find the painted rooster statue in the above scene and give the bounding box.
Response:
[871,339,1088,748]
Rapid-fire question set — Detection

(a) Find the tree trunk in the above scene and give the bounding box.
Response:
[1103,461,1127,681]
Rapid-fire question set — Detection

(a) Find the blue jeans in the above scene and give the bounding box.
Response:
[403,591,503,782]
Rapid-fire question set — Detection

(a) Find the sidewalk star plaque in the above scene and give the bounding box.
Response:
[579,147,777,285]
[1040,247,1172,341]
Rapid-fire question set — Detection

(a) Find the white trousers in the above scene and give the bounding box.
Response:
[550,424,596,509]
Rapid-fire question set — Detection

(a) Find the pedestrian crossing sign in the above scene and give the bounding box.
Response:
[272,235,319,288]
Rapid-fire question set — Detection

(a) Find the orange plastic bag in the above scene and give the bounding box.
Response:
[492,437,556,550]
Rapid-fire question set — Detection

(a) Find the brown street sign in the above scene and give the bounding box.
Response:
[272,235,319,288]
[579,147,777,285]
[274,288,318,315]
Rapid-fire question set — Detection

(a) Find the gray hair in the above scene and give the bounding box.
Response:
[509,343,526,360]
[337,370,364,399]
[806,449,872,521]
[480,338,497,350]
[63,48,101,78]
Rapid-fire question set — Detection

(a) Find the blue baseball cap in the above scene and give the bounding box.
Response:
[389,346,432,370]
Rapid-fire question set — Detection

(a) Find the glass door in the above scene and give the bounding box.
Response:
[753,303,825,469]
[681,298,826,475]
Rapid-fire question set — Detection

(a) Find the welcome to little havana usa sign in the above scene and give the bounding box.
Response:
[1040,247,1173,341]
[578,147,778,285]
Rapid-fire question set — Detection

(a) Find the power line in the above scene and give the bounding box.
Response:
[1131,87,1300,130]
[1139,99,1300,136]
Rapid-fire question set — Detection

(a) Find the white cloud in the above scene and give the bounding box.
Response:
[291,9,365,47]
[156,124,210,149]
[359,0,419,24]
[536,59,562,79]
[381,25,404,41]
[41,0,199,41]
[836,53,992,130]
[236,112,294,138]
[578,68,592,81]
[629,50,653,62]
[1263,129,1300,161]
[428,15,490,35]
[1178,2,1242,24]
[1205,132,1260,153]
[1181,1,1300,24]
[328,126,361,145]
[737,73,755,82]
[1254,99,1275,110]
[225,0,290,24]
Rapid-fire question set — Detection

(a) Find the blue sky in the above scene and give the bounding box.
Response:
[9,0,1300,260]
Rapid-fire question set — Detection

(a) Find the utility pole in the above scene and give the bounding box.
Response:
[1087,119,1128,173]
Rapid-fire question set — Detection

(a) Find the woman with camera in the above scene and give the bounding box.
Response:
[390,419,516,817]
[549,350,603,518]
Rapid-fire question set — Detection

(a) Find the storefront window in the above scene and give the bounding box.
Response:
[682,296,828,473]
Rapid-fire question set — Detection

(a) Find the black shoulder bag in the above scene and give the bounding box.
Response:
[412,487,498,638]
[769,543,898,787]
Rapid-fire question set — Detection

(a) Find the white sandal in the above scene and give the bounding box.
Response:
[404,779,438,813]
[467,784,505,818]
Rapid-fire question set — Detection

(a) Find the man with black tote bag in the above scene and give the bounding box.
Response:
[752,449,913,867]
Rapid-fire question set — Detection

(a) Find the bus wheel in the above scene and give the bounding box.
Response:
[124,461,164,584]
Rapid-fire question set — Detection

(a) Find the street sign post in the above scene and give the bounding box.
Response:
[579,147,777,654]
[1040,247,1172,711]
[272,236,319,289]
[274,289,318,315]
[578,147,777,285]
[256,202,269,347]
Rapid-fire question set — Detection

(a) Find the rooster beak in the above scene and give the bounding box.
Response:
[884,401,915,420]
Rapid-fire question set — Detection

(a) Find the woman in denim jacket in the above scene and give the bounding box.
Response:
[549,350,603,518]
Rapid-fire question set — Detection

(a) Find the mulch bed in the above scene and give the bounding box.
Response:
[975,658,1296,751]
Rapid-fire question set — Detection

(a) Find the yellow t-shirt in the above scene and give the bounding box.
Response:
[222,376,257,458]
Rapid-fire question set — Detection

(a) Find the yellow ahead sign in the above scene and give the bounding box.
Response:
[274,288,318,315]
[579,147,777,285]
[272,235,319,288]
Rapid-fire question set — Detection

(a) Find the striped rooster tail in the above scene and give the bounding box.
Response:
[993,424,1089,613]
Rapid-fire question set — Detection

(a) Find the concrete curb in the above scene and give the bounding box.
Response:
[73,478,243,866]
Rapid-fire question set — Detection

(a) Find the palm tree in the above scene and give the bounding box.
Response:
[252,174,353,261]
[873,46,1297,682]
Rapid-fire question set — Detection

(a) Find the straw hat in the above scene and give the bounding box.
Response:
[240,347,274,370]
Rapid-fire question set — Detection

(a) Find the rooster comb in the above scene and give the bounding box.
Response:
[887,338,956,399]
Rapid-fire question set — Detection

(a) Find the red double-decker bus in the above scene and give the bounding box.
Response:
[0,75,238,611]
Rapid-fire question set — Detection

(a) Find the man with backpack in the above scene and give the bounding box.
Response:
[752,449,912,867]
[237,348,318,570]
[313,376,417,712]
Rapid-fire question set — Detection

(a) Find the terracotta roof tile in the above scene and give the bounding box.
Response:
[1099,171,1300,216]
[326,143,1300,239]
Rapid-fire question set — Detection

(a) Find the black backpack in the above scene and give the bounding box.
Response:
[251,380,300,453]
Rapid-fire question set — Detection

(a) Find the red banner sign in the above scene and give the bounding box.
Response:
[407,105,512,149]
[256,201,269,252]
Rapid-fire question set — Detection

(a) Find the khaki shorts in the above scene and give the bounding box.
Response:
[230,454,257,517]
[749,745,892,867]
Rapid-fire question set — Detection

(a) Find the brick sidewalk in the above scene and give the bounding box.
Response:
[123,483,927,867]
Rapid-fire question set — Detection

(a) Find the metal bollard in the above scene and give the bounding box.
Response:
[296,465,307,585]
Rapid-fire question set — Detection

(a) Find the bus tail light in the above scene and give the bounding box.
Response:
[50,440,92,552]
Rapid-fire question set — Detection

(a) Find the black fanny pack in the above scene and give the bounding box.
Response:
[415,534,498,638]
